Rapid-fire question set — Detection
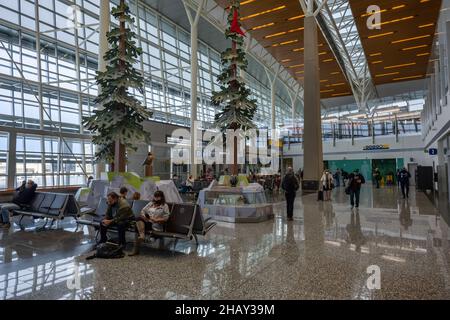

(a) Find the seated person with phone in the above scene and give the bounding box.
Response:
[129,191,170,256]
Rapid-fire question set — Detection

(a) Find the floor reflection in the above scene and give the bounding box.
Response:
[0,185,448,300]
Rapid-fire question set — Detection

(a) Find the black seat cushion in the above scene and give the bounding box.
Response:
[38,194,56,214]
[131,200,150,218]
[29,193,45,212]
[47,194,68,216]
[165,204,195,235]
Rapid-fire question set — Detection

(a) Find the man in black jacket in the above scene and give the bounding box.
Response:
[347,170,365,209]
[399,167,411,199]
[0,180,37,229]
[281,167,299,221]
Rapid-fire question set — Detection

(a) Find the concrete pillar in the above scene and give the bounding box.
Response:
[438,139,445,166]
[95,0,110,178]
[190,23,199,178]
[302,14,323,192]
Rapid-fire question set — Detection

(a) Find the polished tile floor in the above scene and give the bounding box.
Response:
[0,185,449,300]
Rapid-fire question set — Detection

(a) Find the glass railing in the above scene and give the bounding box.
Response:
[282,119,421,144]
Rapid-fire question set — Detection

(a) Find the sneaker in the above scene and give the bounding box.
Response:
[2,223,11,229]
[287,217,294,221]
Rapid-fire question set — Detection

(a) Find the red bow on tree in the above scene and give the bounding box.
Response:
[230,8,245,36]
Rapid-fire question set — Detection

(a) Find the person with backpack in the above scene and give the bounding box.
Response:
[281,167,299,221]
[320,169,334,201]
[0,179,37,229]
[399,167,411,199]
[99,192,134,248]
[346,170,365,209]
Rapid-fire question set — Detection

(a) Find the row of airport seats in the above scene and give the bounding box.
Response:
[11,192,80,229]
[76,199,216,247]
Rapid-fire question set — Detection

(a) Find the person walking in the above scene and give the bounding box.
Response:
[346,170,365,209]
[281,167,299,221]
[320,169,334,201]
[335,168,342,187]
[399,167,411,199]
[373,168,381,189]
[396,169,401,189]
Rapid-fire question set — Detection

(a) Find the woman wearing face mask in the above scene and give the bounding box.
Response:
[129,190,170,256]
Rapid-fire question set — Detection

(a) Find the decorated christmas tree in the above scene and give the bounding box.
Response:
[83,0,152,172]
[212,0,257,175]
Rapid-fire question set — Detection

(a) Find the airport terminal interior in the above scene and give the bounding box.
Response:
[0,0,450,300]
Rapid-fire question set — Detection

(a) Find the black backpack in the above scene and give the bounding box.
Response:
[86,242,124,260]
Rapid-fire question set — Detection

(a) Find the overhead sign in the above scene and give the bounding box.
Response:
[428,148,438,155]
[363,144,390,151]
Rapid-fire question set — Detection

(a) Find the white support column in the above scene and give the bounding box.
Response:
[7,131,16,189]
[98,0,110,75]
[288,88,300,129]
[435,60,441,115]
[241,37,252,81]
[35,1,43,130]
[265,67,280,131]
[96,0,110,178]
[183,0,206,178]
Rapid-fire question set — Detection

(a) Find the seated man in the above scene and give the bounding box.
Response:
[99,192,134,247]
[0,180,37,229]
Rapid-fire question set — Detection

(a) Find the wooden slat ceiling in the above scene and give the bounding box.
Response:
[349,0,442,86]
[214,0,442,100]
[214,0,353,99]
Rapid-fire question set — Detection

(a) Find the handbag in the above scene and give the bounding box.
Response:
[345,186,351,195]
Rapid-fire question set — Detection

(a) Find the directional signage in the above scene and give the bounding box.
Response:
[428,148,438,155]
[363,144,390,151]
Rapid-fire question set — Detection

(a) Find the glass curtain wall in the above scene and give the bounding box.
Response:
[0,0,293,189]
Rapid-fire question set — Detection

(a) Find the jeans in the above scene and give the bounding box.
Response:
[0,203,20,224]
[285,193,296,219]
[335,177,340,187]
[99,222,128,246]
[350,189,361,208]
